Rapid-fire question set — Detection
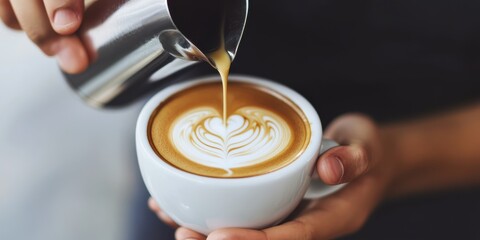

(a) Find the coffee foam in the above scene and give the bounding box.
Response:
[171,107,291,175]
[149,82,311,178]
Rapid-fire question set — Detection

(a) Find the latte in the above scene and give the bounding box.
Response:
[148,81,311,178]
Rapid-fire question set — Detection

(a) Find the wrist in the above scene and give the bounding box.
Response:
[378,122,429,199]
[365,104,480,200]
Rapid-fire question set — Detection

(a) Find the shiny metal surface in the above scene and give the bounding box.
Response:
[63,0,248,108]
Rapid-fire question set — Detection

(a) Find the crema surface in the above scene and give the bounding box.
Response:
[149,82,311,178]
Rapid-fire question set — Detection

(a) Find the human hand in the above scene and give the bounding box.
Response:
[0,0,88,73]
[149,113,398,240]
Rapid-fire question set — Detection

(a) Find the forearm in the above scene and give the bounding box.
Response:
[380,102,480,198]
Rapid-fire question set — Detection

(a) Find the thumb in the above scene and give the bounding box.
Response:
[43,0,84,35]
[317,113,380,184]
[317,145,370,184]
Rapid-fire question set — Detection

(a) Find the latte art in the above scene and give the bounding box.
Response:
[171,107,291,175]
[149,82,310,178]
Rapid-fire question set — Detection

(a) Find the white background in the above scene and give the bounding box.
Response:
[0,24,145,240]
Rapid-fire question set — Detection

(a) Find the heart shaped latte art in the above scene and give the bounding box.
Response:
[170,107,292,175]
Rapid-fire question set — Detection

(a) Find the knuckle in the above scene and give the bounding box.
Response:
[0,11,18,29]
[27,28,50,45]
[354,146,370,174]
[26,29,57,54]
[2,18,18,29]
[345,112,377,126]
[1,17,16,29]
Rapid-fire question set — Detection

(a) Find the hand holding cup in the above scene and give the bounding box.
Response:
[137,75,395,239]
[150,112,394,240]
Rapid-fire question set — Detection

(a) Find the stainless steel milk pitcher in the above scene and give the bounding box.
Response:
[63,0,248,108]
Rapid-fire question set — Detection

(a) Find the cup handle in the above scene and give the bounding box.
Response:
[303,139,347,199]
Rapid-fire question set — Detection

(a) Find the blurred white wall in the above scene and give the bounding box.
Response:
[0,24,144,240]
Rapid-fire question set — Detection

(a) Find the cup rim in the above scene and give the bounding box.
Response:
[136,74,323,185]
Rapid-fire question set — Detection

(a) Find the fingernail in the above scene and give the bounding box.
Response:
[53,8,78,29]
[184,238,197,240]
[320,156,344,184]
[56,46,77,73]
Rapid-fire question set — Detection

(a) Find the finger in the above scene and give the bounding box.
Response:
[156,210,179,229]
[176,227,206,240]
[207,221,313,240]
[147,197,179,229]
[318,113,380,184]
[147,197,160,212]
[207,222,317,239]
[207,228,267,240]
[10,0,88,73]
[10,0,60,55]
[324,113,379,155]
[317,145,369,184]
[55,36,89,74]
[0,0,20,29]
[43,0,84,34]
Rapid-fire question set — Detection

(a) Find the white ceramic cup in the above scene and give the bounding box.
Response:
[136,74,346,235]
